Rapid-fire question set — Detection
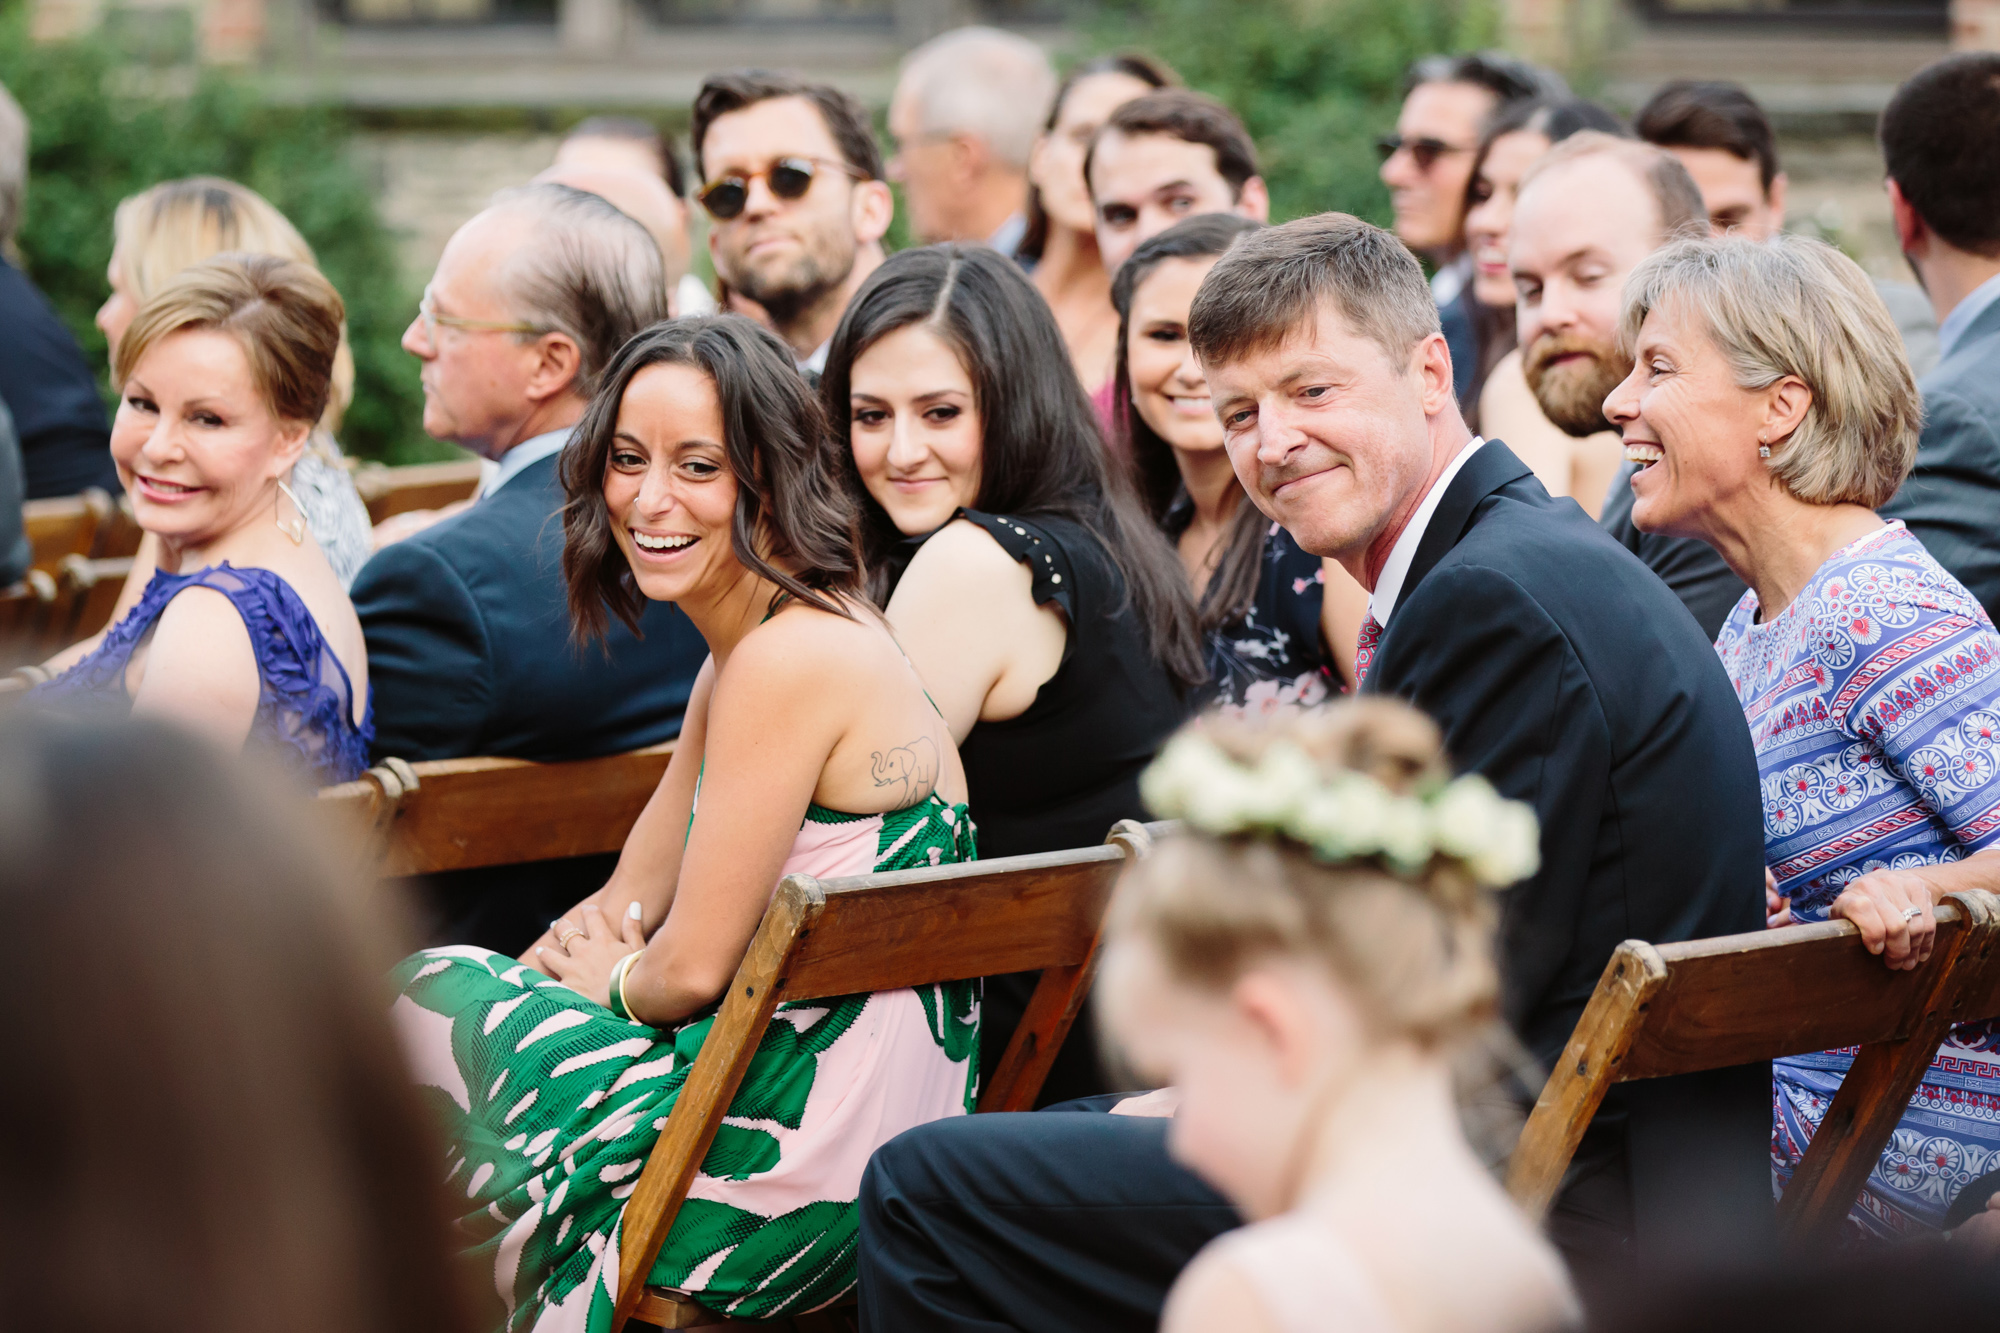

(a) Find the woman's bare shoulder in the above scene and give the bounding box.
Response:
[898,518,1035,602]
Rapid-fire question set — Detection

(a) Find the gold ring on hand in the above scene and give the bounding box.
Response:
[555,926,586,948]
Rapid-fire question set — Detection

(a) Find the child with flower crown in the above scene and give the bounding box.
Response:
[1099,699,1579,1333]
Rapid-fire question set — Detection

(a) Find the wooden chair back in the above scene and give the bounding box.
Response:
[615,822,1154,1331]
[317,743,675,878]
[53,555,134,646]
[1506,890,2000,1247]
[354,459,484,525]
[22,489,111,574]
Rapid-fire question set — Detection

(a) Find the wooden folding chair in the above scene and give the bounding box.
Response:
[22,489,110,575]
[317,743,676,879]
[0,571,60,671]
[353,458,484,525]
[614,821,1154,1331]
[1507,889,2000,1247]
[52,554,135,646]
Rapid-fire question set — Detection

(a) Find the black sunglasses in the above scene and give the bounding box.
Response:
[1375,135,1475,172]
[698,156,868,221]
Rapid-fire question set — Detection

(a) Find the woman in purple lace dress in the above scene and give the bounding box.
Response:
[35,254,371,784]
[1606,234,2000,1237]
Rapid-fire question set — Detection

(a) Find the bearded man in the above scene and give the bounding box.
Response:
[690,72,895,376]
[1507,132,1748,637]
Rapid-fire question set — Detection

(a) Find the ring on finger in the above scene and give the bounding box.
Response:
[555,926,586,948]
[1901,906,1924,923]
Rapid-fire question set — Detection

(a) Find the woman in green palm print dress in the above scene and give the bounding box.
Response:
[391,317,979,1331]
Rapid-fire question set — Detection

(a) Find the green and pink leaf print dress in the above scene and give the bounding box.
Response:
[391,794,979,1331]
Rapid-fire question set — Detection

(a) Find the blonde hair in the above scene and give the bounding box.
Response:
[112,177,354,434]
[116,254,345,432]
[1619,234,1920,509]
[1107,701,1501,1050]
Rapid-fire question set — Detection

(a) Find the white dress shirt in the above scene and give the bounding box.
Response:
[478,427,573,500]
[1367,435,1487,627]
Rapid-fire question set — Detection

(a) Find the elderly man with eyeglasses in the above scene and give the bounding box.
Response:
[349,182,707,954]
[691,70,895,377]
[1379,51,1563,404]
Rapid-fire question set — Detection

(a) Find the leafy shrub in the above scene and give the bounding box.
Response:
[1088,0,1502,230]
[0,6,440,463]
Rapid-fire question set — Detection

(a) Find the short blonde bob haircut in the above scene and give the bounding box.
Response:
[1619,233,1920,509]
[1101,701,1501,1052]
[113,177,354,433]
[115,253,346,432]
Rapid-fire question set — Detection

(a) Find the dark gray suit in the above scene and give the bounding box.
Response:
[1602,292,2000,637]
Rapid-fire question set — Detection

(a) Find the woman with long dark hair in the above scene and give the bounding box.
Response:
[821,243,1200,1099]
[1115,214,1369,705]
[1020,53,1177,394]
[393,316,980,1327]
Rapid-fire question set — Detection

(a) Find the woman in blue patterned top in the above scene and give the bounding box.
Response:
[35,255,371,784]
[1112,215,1372,712]
[1606,233,2000,1237]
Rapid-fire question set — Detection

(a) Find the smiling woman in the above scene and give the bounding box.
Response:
[821,242,1201,1103]
[31,254,372,785]
[390,313,980,1329]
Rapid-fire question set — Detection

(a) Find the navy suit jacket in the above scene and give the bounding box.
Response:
[1880,292,2000,620]
[1365,440,1771,1252]
[0,256,119,499]
[1603,293,2000,637]
[351,450,706,763]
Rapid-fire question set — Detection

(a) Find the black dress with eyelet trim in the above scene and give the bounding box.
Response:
[897,508,1189,1101]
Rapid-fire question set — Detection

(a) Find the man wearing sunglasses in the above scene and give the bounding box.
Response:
[1380,51,1561,403]
[691,71,895,376]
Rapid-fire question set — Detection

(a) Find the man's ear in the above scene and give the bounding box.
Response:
[524,332,585,406]
[1766,171,1789,233]
[1413,330,1455,415]
[952,132,992,184]
[1238,176,1272,224]
[853,178,896,248]
[1887,177,1929,260]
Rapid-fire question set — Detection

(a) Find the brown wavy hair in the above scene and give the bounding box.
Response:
[561,314,865,644]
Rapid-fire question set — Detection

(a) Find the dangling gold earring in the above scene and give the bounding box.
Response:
[275,479,307,545]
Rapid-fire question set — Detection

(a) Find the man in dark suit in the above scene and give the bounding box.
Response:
[0,84,119,500]
[1876,54,2000,621]
[856,214,1770,1332]
[351,183,706,952]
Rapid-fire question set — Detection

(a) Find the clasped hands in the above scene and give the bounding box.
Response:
[1767,865,1937,971]
[536,901,649,1008]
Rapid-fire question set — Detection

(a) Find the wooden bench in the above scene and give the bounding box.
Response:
[353,458,484,525]
[616,820,1154,1331]
[317,742,676,878]
[0,571,59,670]
[52,555,135,646]
[1506,889,2000,1247]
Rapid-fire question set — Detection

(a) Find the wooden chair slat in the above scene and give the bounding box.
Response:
[355,458,484,525]
[1620,909,1980,1079]
[777,848,1125,1000]
[55,554,135,646]
[1507,889,2000,1245]
[316,743,675,878]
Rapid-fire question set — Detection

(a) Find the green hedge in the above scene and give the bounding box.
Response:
[0,8,440,463]
[1089,0,1502,231]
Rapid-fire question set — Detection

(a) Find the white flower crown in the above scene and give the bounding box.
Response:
[1139,732,1541,888]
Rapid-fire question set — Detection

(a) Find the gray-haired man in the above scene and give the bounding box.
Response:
[887,26,1057,254]
[351,184,707,952]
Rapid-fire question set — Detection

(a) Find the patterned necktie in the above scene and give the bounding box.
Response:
[1353,615,1384,690]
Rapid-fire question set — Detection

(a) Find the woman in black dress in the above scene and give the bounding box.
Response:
[1112,214,1369,706]
[820,244,1202,1101]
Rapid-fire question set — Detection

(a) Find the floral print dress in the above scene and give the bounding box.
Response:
[1714,522,2000,1236]
[1169,497,1337,716]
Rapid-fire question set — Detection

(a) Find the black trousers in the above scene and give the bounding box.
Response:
[857,1066,1772,1333]
[857,1096,1238,1333]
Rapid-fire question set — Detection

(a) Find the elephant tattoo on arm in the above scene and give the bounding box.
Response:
[870,735,940,807]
